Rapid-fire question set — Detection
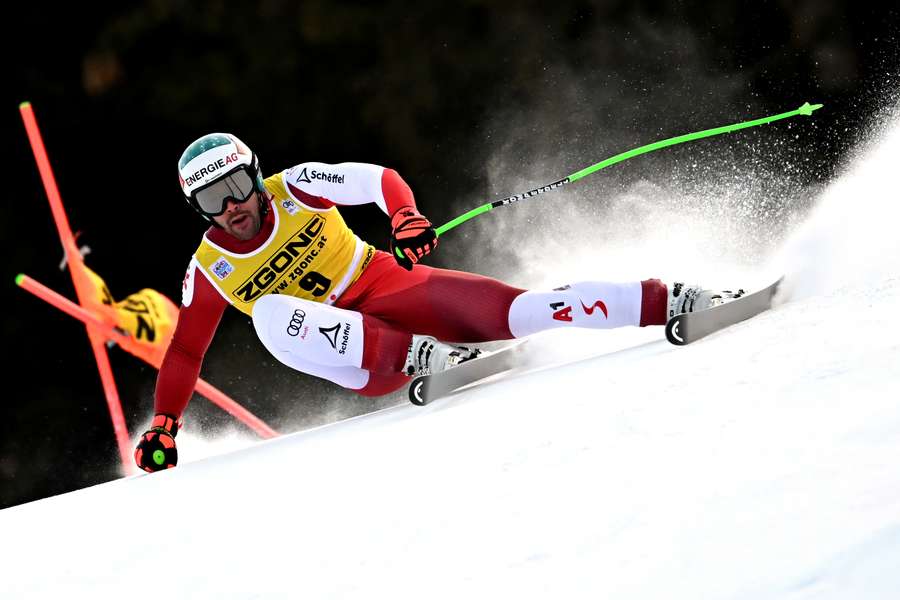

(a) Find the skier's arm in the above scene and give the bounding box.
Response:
[282,162,437,270]
[135,263,227,472]
[281,162,417,215]
[154,266,227,418]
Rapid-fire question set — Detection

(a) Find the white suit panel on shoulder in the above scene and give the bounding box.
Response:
[284,162,387,213]
[181,257,201,307]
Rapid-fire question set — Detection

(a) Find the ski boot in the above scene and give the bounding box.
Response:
[404,335,482,376]
[667,282,745,319]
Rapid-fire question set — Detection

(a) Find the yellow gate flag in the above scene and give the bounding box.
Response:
[82,266,179,364]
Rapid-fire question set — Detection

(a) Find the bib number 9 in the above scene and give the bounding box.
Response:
[300,271,331,297]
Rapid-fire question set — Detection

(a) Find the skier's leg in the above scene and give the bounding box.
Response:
[507,279,668,337]
[335,251,524,342]
[336,250,668,341]
[252,294,411,395]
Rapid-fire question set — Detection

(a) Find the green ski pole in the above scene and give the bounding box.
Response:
[435,101,823,237]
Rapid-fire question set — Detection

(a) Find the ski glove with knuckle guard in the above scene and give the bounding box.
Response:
[390,206,438,270]
[134,413,182,472]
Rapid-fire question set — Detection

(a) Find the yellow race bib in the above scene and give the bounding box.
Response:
[193,172,375,316]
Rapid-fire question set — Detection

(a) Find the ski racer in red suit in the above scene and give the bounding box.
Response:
[135,133,737,472]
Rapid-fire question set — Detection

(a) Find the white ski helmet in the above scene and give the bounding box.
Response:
[177,133,268,224]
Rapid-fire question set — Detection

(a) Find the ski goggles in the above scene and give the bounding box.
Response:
[189,165,258,217]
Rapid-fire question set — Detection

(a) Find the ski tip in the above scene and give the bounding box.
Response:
[15,273,25,286]
[665,316,688,346]
[409,377,430,406]
[19,101,31,110]
[798,102,823,116]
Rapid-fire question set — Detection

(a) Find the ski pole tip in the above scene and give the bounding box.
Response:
[798,102,824,116]
[19,101,31,110]
[15,273,25,286]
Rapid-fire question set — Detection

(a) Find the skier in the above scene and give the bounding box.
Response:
[135,133,739,472]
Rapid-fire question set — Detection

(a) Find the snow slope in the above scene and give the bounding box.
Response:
[2,117,899,598]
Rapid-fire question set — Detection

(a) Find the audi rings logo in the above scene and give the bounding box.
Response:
[286,309,307,337]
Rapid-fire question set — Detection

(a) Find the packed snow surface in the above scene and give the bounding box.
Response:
[2,115,899,599]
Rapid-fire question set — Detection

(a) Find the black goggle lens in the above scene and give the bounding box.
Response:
[193,169,256,216]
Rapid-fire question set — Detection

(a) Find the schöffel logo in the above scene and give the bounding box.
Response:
[318,322,352,354]
[319,323,340,349]
[286,309,307,337]
[338,322,351,355]
[185,152,239,186]
[296,167,345,185]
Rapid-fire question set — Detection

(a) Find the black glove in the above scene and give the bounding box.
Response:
[134,413,182,473]
[390,206,438,271]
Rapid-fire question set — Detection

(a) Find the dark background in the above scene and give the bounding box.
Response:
[5,1,899,509]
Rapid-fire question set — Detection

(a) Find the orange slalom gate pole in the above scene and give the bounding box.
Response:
[88,336,133,472]
[19,101,134,472]
[16,274,280,439]
[18,103,80,264]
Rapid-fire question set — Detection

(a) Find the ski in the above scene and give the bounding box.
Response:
[665,277,784,345]
[408,341,532,406]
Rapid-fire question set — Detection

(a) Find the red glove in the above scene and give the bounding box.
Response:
[390,207,438,270]
[134,413,183,472]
